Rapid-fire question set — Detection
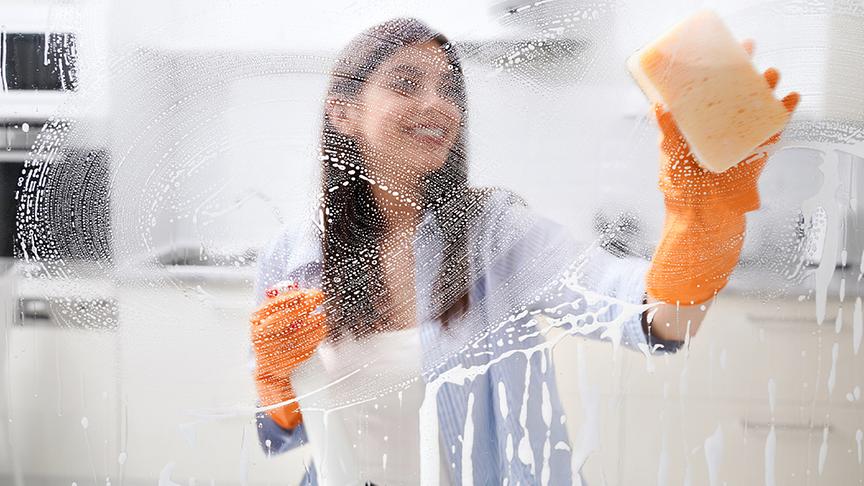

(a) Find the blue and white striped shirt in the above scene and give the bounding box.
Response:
[253,189,680,485]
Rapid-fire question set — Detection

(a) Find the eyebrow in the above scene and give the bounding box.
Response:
[388,64,425,78]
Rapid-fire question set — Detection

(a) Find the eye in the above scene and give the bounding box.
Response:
[389,76,420,95]
[437,82,461,104]
[436,71,463,105]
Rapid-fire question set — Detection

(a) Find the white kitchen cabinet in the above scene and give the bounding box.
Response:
[113,282,311,485]
[553,291,864,485]
[4,324,121,484]
[6,272,861,485]
[614,397,862,485]
[3,275,311,486]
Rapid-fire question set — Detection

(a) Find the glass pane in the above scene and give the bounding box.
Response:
[2,1,862,485]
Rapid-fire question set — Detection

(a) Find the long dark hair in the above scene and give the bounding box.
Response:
[319,18,476,339]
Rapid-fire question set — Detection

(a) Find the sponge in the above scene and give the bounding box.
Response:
[627,10,791,173]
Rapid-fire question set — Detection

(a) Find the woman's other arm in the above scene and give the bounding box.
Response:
[250,225,325,454]
[256,412,311,454]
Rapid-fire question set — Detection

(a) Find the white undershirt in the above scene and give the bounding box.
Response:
[292,328,451,486]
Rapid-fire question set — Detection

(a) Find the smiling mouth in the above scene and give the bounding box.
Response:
[405,125,448,146]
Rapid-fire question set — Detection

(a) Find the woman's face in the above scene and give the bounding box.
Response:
[334,41,464,186]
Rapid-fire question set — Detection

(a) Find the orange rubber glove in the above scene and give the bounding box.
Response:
[646,67,800,305]
[250,288,327,430]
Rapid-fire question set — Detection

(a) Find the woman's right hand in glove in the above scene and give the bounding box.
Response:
[250,288,327,429]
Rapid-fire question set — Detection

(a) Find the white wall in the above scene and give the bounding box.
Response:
[95,0,860,269]
[7,0,856,266]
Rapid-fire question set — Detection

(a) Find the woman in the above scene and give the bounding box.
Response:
[250,18,798,485]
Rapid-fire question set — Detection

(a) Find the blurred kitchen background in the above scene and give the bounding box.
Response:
[0,0,862,484]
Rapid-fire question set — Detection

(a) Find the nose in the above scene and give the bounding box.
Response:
[416,85,451,124]
[416,85,439,110]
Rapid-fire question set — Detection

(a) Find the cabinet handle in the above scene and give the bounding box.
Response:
[746,314,837,326]
[741,418,831,434]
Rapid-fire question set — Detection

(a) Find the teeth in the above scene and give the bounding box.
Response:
[412,126,445,139]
